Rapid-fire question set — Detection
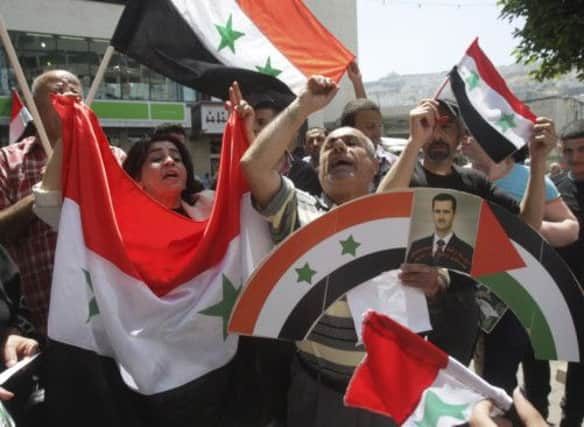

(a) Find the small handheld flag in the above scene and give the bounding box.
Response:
[449,38,536,163]
[9,89,32,144]
[344,311,512,426]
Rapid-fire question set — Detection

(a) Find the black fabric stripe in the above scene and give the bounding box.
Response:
[317,314,358,330]
[298,350,359,379]
[307,330,362,351]
[279,248,406,340]
[487,202,584,360]
[111,0,294,104]
[310,319,359,341]
[450,67,517,163]
[46,339,234,427]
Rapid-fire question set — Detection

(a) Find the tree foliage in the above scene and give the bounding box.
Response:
[497,0,584,81]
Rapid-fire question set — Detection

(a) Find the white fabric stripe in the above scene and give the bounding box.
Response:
[48,199,256,394]
[254,218,410,337]
[403,364,506,426]
[169,0,306,93]
[445,357,512,411]
[458,55,533,149]
[9,120,25,143]
[508,243,580,361]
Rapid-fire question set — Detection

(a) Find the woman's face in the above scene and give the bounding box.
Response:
[138,141,187,206]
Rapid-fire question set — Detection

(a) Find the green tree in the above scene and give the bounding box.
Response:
[498,0,584,81]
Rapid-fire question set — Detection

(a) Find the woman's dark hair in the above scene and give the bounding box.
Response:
[123,134,200,203]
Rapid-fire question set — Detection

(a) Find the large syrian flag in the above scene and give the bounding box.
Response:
[46,95,271,425]
[344,311,512,426]
[449,38,537,163]
[9,89,32,144]
[111,0,354,103]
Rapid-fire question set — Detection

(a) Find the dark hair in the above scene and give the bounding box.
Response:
[152,123,187,139]
[123,134,199,203]
[340,99,381,127]
[248,94,285,115]
[432,193,457,213]
[511,145,529,164]
[437,99,460,121]
[561,120,584,141]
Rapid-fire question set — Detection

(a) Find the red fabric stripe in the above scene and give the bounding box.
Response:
[10,90,24,120]
[471,202,525,277]
[230,192,413,335]
[465,39,536,122]
[344,312,448,424]
[236,0,354,82]
[57,95,248,296]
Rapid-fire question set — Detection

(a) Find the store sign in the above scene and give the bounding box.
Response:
[201,104,228,134]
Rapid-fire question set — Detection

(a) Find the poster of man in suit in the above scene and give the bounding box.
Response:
[407,191,479,273]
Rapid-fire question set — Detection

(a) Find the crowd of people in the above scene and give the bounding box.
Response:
[0,62,582,427]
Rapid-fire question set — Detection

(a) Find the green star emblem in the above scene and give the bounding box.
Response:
[466,70,480,90]
[340,235,361,257]
[82,268,100,322]
[496,113,517,133]
[256,57,282,77]
[295,262,317,285]
[215,14,245,54]
[199,275,241,340]
[414,390,468,427]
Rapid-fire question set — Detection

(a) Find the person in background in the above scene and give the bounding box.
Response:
[302,126,327,170]
[553,119,584,427]
[0,70,125,335]
[0,244,39,425]
[461,135,578,420]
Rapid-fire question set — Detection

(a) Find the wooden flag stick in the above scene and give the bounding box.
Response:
[0,13,52,156]
[432,74,450,100]
[85,46,114,106]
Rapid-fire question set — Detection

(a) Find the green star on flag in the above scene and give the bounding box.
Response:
[215,14,245,54]
[296,262,317,285]
[199,275,241,340]
[340,235,361,257]
[466,70,480,90]
[256,57,282,77]
[82,268,100,323]
[496,113,517,133]
[414,390,468,427]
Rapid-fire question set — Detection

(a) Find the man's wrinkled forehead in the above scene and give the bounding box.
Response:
[326,127,366,142]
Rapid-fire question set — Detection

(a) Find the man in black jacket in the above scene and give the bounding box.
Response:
[554,119,584,427]
[378,98,555,365]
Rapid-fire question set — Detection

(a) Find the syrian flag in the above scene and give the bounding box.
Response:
[345,311,512,426]
[46,95,271,425]
[9,89,32,144]
[449,38,537,163]
[111,0,354,104]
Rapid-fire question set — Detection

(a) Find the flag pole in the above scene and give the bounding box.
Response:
[432,74,450,100]
[0,13,52,156]
[85,45,114,107]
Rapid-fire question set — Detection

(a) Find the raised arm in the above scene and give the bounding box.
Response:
[519,117,557,230]
[540,197,579,247]
[241,76,339,208]
[377,99,439,192]
[347,61,367,99]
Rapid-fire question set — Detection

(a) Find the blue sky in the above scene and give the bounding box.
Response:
[357,0,525,81]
